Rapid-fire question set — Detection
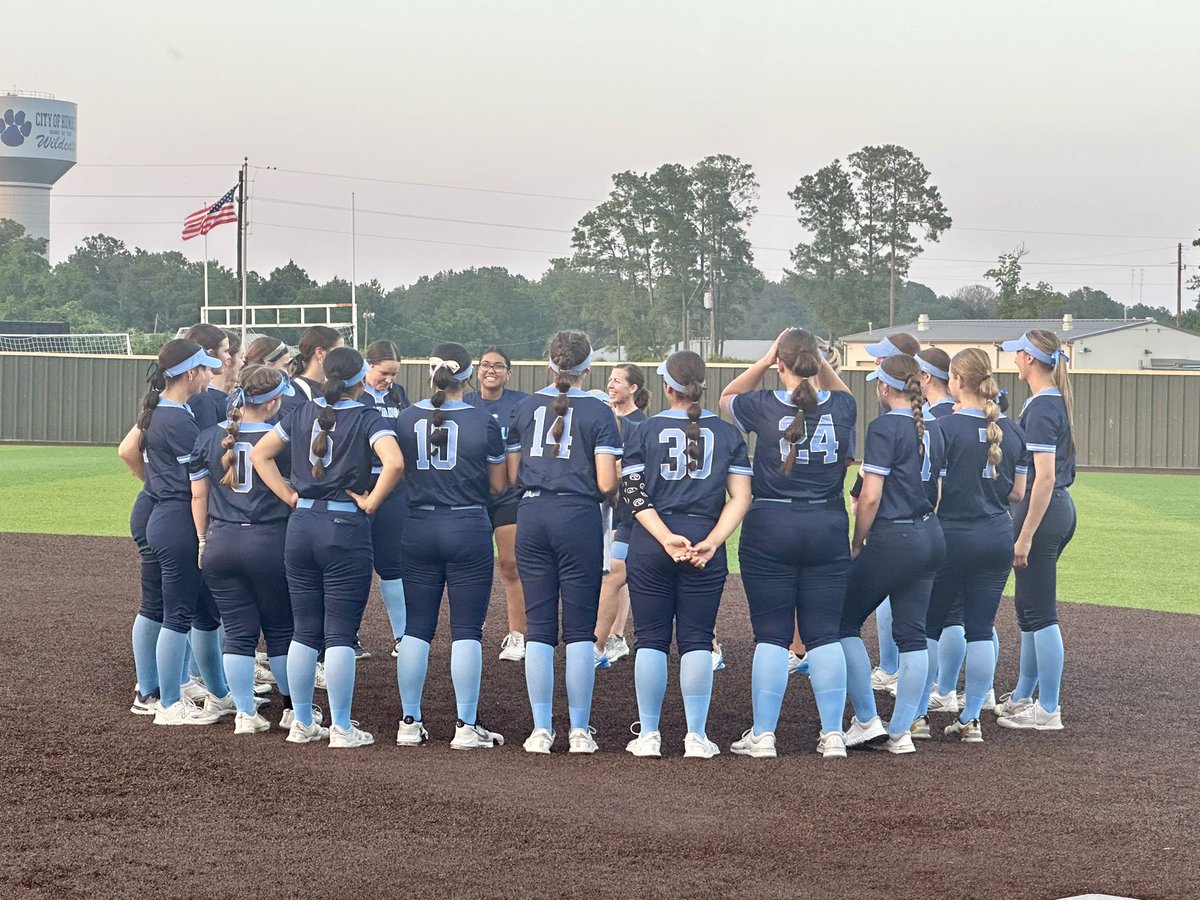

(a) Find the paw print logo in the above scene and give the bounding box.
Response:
[1,109,33,148]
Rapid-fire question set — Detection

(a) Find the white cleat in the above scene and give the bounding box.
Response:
[816,731,847,759]
[981,688,997,711]
[498,631,526,662]
[568,726,599,754]
[730,728,777,758]
[234,711,272,734]
[131,687,160,716]
[314,662,327,691]
[280,705,324,730]
[944,718,984,743]
[927,689,961,715]
[787,651,809,677]
[883,732,916,754]
[995,699,1063,731]
[711,640,726,671]
[451,720,504,750]
[329,722,375,749]
[523,728,556,755]
[604,634,631,663]
[179,676,209,704]
[845,715,888,748]
[909,715,932,740]
[870,666,898,696]
[285,717,329,744]
[683,732,721,759]
[395,716,430,746]
[203,693,238,718]
[154,697,221,726]
[254,661,276,685]
[993,691,1033,719]
[625,726,662,758]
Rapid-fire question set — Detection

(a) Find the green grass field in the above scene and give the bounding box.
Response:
[1,445,1194,614]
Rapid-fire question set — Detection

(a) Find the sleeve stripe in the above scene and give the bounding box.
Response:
[487,455,506,464]
[176,454,192,464]
[368,430,392,446]
[505,443,522,454]
[861,463,891,476]
[729,466,754,476]
[274,423,290,442]
[189,469,209,481]
[1015,466,1029,474]
[621,463,645,475]
[595,446,623,456]
[727,395,749,434]
[1027,443,1056,453]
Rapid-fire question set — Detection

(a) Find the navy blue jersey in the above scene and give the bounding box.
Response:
[507,388,623,501]
[278,376,322,418]
[465,388,530,507]
[622,410,751,521]
[190,422,292,524]
[187,385,229,431]
[362,382,410,475]
[728,389,857,503]
[274,399,392,501]
[613,409,650,527]
[936,411,1028,521]
[861,409,946,521]
[924,397,955,420]
[394,400,505,508]
[142,400,200,503]
[1019,388,1076,490]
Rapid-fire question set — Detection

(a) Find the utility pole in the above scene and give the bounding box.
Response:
[888,255,896,326]
[1177,242,1183,327]
[237,157,248,343]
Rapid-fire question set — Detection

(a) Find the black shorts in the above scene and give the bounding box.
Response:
[489,502,519,529]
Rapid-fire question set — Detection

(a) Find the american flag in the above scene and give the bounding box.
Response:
[181,187,238,240]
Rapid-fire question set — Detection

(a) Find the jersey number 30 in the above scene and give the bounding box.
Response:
[659,427,714,480]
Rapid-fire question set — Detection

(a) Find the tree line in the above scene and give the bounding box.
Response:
[1,145,1195,357]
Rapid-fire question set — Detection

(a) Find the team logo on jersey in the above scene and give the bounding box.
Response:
[1,109,33,147]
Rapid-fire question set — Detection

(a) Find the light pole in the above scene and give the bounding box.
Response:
[363,311,375,350]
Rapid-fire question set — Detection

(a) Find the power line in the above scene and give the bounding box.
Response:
[252,166,597,202]
[254,220,564,255]
[254,196,572,234]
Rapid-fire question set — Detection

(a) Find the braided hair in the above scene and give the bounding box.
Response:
[427,342,473,456]
[663,351,706,472]
[547,331,592,458]
[777,328,822,475]
[137,339,205,453]
[310,347,366,479]
[880,354,926,458]
[951,348,1003,478]
[220,365,284,489]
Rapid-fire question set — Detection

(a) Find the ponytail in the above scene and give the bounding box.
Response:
[137,338,206,452]
[311,379,342,479]
[777,329,821,475]
[906,372,926,457]
[550,369,572,458]
[546,331,593,459]
[136,366,166,453]
[980,373,1003,479]
[683,381,704,473]
[219,390,245,489]
[429,364,456,453]
[1053,356,1076,458]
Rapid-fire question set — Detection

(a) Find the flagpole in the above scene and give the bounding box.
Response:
[237,158,248,343]
[351,191,358,349]
[203,232,210,317]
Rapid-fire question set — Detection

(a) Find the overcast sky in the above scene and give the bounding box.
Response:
[7,1,1198,312]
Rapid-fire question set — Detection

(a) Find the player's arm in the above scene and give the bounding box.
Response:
[691,473,752,568]
[250,430,298,508]
[117,425,145,481]
[1014,453,1053,568]
[594,451,618,499]
[852,472,883,556]
[719,331,783,418]
[488,461,507,495]
[350,434,403,515]
[1009,470,1027,504]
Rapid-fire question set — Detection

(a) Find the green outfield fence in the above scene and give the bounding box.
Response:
[1,352,1197,469]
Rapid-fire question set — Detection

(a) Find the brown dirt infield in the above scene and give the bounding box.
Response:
[2,532,1198,899]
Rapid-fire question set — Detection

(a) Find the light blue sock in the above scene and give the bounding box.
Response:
[634,648,669,734]
[804,642,847,735]
[286,641,319,726]
[918,638,939,717]
[992,627,1001,663]
[185,639,199,679]
[750,642,789,735]
[990,627,1001,695]
[268,654,290,697]
[451,639,483,724]
[936,625,966,695]
[890,649,929,736]
[1033,624,1064,712]
[190,627,229,698]
[565,640,595,730]
[840,636,878,722]
[875,598,899,675]
[961,640,995,723]
[222,653,256,715]
[324,645,357,730]
[397,635,431,721]
[132,614,161,696]
[380,578,407,640]
[156,628,189,707]
[1014,630,1038,699]
[525,641,554,731]
[679,650,713,737]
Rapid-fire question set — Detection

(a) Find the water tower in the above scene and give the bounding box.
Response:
[0,90,77,252]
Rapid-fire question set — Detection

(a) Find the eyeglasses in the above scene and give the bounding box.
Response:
[478,362,509,372]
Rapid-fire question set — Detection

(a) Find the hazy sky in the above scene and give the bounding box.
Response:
[7,1,1198,315]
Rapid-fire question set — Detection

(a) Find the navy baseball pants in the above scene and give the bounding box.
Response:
[927,515,1013,642]
[147,499,219,634]
[401,506,494,643]
[130,490,163,622]
[1012,488,1076,632]
[371,480,408,580]
[285,506,374,650]
[204,519,293,657]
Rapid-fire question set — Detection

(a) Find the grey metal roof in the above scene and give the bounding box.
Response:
[841,318,1156,343]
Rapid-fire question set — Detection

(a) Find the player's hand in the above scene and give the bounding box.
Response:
[349,490,378,516]
[660,533,693,563]
[285,491,299,510]
[197,534,207,569]
[850,496,859,517]
[761,330,786,367]
[1013,535,1032,569]
[851,541,862,559]
[689,541,717,568]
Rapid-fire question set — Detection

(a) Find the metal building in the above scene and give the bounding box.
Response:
[841,316,1200,371]
[0,90,78,252]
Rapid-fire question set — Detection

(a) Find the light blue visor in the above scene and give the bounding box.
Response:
[915,356,949,381]
[165,348,223,378]
[864,337,902,359]
[344,361,371,387]
[866,368,908,391]
[1000,333,1069,368]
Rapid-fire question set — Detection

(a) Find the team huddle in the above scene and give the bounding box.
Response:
[118,320,1076,758]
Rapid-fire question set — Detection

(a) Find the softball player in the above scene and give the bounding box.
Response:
[392,343,508,750]
[595,363,650,666]
[463,347,531,662]
[251,347,404,749]
[118,339,231,725]
[244,336,293,370]
[916,349,1026,743]
[840,353,945,754]
[622,351,751,759]
[360,340,411,658]
[280,325,344,414]
[507,331,621,754]
[189,365,300,734]
[720,329,857,759]
[995,330,1077,731]
[861,333,923,698]
[183,324,235,430]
